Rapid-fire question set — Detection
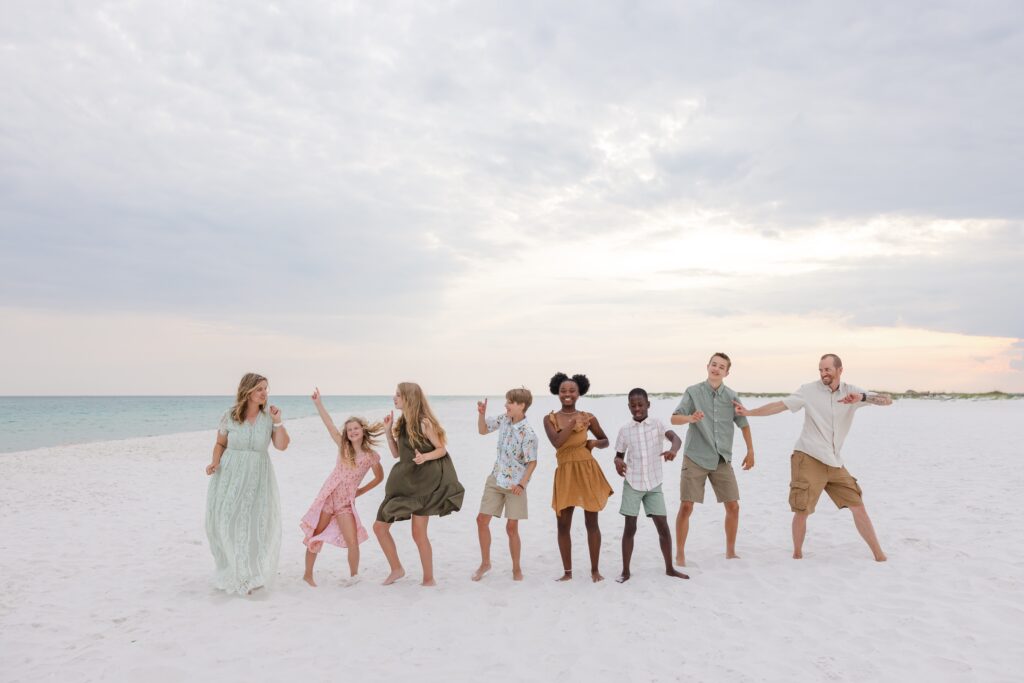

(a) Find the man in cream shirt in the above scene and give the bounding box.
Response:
[735,354,892,562]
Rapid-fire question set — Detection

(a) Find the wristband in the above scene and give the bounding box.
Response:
[273,422,285,429]
[861,393,867,402]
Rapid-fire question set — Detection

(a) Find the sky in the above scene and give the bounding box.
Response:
[1,1,1023,395]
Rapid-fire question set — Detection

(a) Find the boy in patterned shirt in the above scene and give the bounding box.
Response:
[472,387,539,581]
[614,388,689,583]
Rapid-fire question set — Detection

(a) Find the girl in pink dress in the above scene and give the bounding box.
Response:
[301,387,385,587]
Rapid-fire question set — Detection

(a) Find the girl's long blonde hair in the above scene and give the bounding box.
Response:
[394,382,447,449]
[230,372,268,424]
[340,416,385,468]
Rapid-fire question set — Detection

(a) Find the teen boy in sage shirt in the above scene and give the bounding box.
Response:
[671,352,754,566]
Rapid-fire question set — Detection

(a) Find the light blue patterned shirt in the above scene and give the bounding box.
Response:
[485,415,539,489]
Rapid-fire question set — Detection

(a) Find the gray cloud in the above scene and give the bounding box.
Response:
[1,0,1022,340]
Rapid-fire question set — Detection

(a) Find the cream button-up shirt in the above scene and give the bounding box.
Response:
[782,381,870,467]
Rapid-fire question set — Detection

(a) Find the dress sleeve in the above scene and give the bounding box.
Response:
[614,426,629,453]
[217,411,230,435]
[781,388,805,412]
[485,415,503,433]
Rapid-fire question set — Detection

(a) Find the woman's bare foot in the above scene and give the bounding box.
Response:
[874,552,888,562]
[382,568,406,585]
[792,550,803,559]
[512,568,523,581]
[591,570,604,583]
[667,568,689,579]
[303,574,317,587]
[471,563,491,581]
[421,577,437,587]
[726,551,740,559]
[675,554,686,567]
[555,570,573,582]
[615,571,630,583]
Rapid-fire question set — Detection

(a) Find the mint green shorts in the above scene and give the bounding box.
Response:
[619,481,666,517]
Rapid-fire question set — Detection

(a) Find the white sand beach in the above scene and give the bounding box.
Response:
[1,396,1022,682]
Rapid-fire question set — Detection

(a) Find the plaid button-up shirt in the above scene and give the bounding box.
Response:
[614,416,671,491]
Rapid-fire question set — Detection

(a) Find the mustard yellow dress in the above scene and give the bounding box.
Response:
[549,411,613,512]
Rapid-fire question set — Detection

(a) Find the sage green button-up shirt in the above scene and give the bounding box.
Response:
[672,381,749,470]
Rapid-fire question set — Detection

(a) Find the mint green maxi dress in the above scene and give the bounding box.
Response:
[205,410,282,595]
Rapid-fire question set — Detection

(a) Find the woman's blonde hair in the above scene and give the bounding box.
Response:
[394,382,447,449]
[230,372,268,424]
[339,416,385,468]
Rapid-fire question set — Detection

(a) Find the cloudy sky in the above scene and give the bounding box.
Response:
[2,1,1022,395]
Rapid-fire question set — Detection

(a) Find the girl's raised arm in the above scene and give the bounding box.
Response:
[311,387,342,446]
[383,411,399,458]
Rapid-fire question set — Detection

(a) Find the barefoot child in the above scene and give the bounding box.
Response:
[472,388,539,582]
[545,372,613,583]
[614,388,689,583]
[671,353,755,566]
[300,388,385,587]
[373,382,465,587]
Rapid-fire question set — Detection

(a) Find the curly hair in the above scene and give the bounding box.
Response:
[548,372,590,396]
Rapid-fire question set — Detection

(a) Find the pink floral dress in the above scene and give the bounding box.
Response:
[300,450,380,553]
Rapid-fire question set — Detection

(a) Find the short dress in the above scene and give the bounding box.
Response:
[300,450,381,553]
[549,411,613,513]
[205,410,282,595]
[376,427,465,523]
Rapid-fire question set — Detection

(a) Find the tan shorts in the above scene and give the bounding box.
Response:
[680,456,739,504]
[479,474,528,520]
[789,451,863,514]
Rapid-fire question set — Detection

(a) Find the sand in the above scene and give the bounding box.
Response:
[1,396,1022,682]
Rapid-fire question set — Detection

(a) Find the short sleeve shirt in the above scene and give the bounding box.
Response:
[782,381,870,467]
[672,382,749,470]
[485,415,539,489]
[615,416,671,491]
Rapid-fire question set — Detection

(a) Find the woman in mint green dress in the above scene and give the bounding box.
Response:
[204,373,290,595]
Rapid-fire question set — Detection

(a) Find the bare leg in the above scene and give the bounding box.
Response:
[653,515,688,579]
[337,513,359,577]
[675,501,694,566]
[303,510,333,586]
[411,514,435,586]
[555,507,574,581]
[616,515,637,583]
[584,510,603,582]
[792,512,808,559]
[473,513,492,581]
[849,504,887,561]
[724,501,740,559]
[506,519,523,580]
[373,520,405,584]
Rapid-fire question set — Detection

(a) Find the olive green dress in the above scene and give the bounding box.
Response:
[376,427,465,523]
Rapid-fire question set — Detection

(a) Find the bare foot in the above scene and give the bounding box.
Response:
[302,575,317,587]
[555,571,573,582]
[421,577,437,587]
[615,571,630,583]
[874,553,888,562]
[382,568,406,585]
[591,570,604,583]
[726,551,740,560]
[667,569,690,579]
[471,563,491,581]
[675,555,686,567]
[792,550,803,559]
[512,568,523,581]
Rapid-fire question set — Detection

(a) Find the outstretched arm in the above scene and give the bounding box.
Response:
[839,392,893,406]
[382,412,399,458]
[311,387,343,446]
[733,400,787,417]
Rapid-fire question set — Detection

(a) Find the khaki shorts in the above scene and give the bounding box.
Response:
[680,456,739,504]
[789,451,863,515]
[479,474,528,520]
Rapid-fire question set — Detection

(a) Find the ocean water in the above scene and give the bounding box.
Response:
[0,395,454,454]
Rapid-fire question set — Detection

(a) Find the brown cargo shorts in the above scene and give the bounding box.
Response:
[789,450,863,515]
[680,456,740,504]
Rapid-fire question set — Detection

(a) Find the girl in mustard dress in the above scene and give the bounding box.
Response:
[544,372,613,582]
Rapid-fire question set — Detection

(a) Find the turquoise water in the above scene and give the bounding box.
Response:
[0,395,438,453]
